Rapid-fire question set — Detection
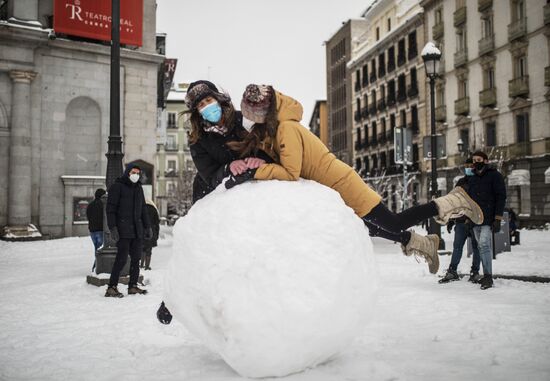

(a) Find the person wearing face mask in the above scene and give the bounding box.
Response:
[225,84,486,274]
[185,80,275,204]
[439,159,482,284]
[463,151,507,290]
[105,163,153,298]
[155,81,275,324]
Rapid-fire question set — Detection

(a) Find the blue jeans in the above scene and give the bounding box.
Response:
[450,222,480,272]
[90,231,103,271]
[472,225,493,275]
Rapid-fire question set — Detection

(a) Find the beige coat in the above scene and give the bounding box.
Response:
[254,92,382,217]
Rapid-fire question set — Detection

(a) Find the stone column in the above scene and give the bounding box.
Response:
[8,70,36,226]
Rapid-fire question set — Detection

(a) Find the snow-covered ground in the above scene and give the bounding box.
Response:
[1,227,549,381]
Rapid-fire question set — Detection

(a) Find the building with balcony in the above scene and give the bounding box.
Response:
[347,0,426,211]
[325,19,369,165]
[155,84,195,218]
[0,0,163,238]
[421,0,550,226]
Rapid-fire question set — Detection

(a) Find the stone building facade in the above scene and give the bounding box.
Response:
[155,84,195,219]
[308,100,329,147]
[348,0,427,211]
[0,0,164,238]
[325,19,368,165]
[421,0,550,226]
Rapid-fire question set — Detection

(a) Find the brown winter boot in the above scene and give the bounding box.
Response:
[433,186,483,225]
[128,285,148,295]
[402,232,440,274]
[105,285,124,298]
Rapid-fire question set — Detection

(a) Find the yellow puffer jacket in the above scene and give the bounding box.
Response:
[254,92,382,217]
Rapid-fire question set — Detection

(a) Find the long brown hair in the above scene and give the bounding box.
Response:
[227,89,279,158]
[188,92,236,144]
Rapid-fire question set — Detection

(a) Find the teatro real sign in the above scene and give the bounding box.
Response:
[54,0,143,46]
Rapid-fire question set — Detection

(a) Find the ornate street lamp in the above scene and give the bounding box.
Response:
[421,42,444,248]
[94,0,126,277]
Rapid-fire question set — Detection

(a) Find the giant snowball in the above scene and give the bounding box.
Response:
[164,179,378,378]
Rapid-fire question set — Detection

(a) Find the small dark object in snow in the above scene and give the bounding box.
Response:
[157,301,172,325]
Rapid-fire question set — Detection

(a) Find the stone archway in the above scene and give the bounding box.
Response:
[63,96,102,175]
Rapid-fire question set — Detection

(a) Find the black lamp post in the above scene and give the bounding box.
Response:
[95,0,126,275]
[421,42,443,247]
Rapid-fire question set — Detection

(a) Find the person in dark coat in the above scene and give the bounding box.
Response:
[105,163,152,297]
[86,188,106,272]
[141,200,160,270]
[465,151,507,290]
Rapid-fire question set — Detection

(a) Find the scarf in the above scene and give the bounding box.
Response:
[203,124,229,136]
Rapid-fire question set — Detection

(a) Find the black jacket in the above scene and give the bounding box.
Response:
[106,166,151,239]
[86,197,104,232]
[190,112,274,203]
[143,203,160,250]
[465,166,506,226]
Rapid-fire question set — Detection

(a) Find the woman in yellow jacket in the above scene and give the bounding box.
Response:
[225,85,483,274]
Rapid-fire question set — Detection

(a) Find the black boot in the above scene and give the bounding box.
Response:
[468,271,482,283]
[438,267,459,283]
[144,255,152,271]
[157,301,173,325]
[480,274,494,290]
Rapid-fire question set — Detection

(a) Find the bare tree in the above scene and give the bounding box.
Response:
[167,167,196,217]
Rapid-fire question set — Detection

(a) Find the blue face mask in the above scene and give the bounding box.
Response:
[199,102,222,123]
[465,168,474,176]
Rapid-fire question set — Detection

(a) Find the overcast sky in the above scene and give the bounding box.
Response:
[156,0,372,123]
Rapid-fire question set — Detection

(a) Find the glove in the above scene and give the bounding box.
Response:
[144,227,153,240]
[110,227,120,242]
[225,169,256,190]
[156,301,173,325]
[492,218,502,233]
[446,220,455,234]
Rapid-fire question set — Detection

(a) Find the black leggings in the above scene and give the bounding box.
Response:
[362,201,439,245]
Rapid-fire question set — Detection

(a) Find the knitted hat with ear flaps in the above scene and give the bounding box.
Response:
[185,80,220,110]
[240,84,273,123]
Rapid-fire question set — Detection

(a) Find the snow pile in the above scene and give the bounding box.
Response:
[164,179,378,378]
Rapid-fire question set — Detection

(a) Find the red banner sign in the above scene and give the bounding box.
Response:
[54,0,143,46]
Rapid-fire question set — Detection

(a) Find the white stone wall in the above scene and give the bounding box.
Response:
[0,0,164,236]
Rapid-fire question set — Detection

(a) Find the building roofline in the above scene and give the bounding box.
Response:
[308,100,326,127]
[348,11,423,69]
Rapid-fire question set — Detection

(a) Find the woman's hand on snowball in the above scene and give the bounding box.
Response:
[229,160,248,175]
[244,157,265,169]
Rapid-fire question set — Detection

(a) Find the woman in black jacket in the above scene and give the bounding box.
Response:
[185,80,274,203]
[156,81,274,324]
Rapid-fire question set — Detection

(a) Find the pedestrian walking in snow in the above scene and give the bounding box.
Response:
[141,200,160,270]
[105,163,152,297]
[225,84,485,274]
[463,151,507,290]
[439,159,482,283]
[86,188,106,273]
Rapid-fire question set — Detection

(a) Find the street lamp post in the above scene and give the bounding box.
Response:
[94,0,126,276]
[421,42,444,249]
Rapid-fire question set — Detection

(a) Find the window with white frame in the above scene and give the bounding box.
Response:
[167,112,177,128]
